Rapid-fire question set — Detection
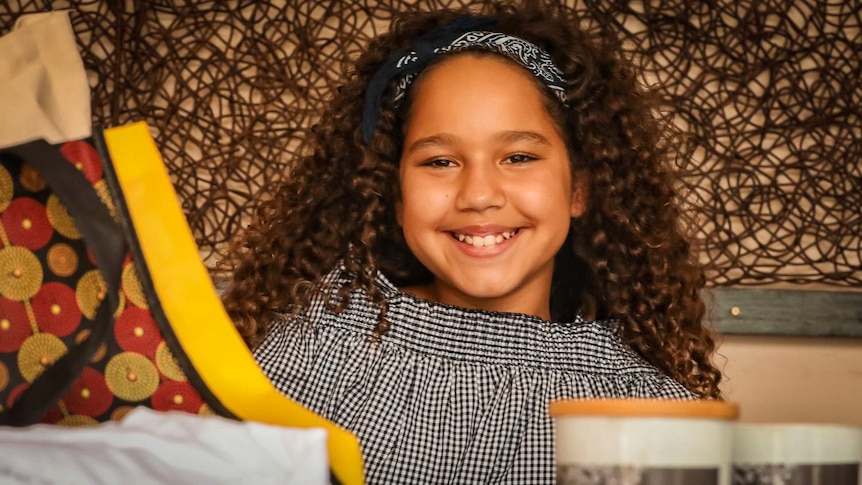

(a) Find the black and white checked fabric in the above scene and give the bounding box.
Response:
[255,268,694,484]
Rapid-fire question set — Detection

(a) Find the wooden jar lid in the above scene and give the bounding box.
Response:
[549,399,739,420]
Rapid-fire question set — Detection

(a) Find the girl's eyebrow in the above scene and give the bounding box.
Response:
[405,130,551,154]
[495,130,551,146]
[405,133,457,154]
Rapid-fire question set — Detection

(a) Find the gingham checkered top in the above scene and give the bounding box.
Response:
[254,268,695,484]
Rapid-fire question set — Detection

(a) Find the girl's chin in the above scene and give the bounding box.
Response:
[429,270,552,317]
[433,281,518,307]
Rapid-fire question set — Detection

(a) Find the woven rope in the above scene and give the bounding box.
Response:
[2,0,859,287]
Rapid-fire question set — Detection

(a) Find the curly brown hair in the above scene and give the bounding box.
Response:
[221,0,723,399]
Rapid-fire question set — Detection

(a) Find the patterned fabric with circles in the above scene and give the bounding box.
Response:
[0,139,213,425]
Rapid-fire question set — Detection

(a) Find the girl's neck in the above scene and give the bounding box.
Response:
[402,279,553,321]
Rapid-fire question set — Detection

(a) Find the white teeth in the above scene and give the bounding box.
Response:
[453,229,518,248]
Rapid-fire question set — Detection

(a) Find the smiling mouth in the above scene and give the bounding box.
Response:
[450,228,520,248]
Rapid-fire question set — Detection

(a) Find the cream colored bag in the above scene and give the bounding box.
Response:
[0,11,91,148]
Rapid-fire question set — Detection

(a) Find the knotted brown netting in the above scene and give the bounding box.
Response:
[2,0,859,288]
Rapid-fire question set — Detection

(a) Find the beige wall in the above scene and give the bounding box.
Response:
[718,335,862,426]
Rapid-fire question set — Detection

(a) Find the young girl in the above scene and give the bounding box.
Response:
[222,1,722,482]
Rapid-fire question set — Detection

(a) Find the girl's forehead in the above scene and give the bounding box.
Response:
[402,54,562,140]
[417,52,541,92]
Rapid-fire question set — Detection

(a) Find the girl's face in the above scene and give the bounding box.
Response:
[397,54,585,319]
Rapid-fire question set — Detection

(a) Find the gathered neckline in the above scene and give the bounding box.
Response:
[309,267,659,374]
[374,269,588,328]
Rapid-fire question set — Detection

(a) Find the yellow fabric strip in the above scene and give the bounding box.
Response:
[104,122,365,485]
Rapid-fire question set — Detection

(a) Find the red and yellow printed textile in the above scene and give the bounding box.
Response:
[0,123,363,485]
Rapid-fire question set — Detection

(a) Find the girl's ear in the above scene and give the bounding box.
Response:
[396,201,404,227]
[570,174,589,218]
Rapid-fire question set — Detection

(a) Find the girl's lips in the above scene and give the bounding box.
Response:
[450,224,517,236]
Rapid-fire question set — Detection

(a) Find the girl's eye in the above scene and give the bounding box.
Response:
[506,153,538,164]
[424,158,456,168]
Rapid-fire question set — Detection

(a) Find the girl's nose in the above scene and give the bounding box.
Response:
[454,163,505,212]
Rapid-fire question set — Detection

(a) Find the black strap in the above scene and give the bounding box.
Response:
[0,139,127,426]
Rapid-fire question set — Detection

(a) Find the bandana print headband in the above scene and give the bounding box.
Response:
[361,15,569,142]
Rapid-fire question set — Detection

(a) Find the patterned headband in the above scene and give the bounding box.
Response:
[361,15,569,143]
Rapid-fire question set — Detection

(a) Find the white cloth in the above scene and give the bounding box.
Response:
[0,11,91,149]
[0,408,329,485]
